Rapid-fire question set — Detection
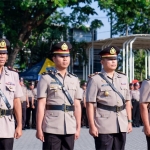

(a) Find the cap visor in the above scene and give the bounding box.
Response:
[101,56,117,60]
[0,50,7,54]
[56,53,70,57]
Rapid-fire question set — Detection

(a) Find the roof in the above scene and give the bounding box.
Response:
[88,34,150,49]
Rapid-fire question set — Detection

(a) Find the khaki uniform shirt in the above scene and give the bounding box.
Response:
[140,80,150,124]
[130,90,140,101]
[80,88,84,102]
[32,88,37,100]
[86,70,130,134]
[20,86,28,102]
[37,71,82,135]
[0,67,23,138]
[27,89,34,102]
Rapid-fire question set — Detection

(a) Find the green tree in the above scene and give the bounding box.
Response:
[134,50,145,81]
[0,0,103,66]
[98,0,150,79]
[98,0,150,36]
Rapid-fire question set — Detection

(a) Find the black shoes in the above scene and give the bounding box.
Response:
[25,126,30,129]
[132,123,140,127]
[22,127,26,130]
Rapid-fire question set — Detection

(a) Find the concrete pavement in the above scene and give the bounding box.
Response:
[13,126,147,150]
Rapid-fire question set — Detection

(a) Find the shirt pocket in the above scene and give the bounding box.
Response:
[95,109,111,118]
[67,85,76,98]
[49,85,60,98]
[5,84,15,100]
[100,86,113,97]
[120,85,127,98]
[67,111,75,120]
[45,111,59,123]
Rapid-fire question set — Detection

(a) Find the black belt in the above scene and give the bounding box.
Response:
[46,104,74,112]
[97,103,125,112]
[132,99,138,102]
[0,109,13,117]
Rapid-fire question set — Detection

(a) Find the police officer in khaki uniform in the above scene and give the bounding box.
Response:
[25,81,34,129]
[19,77,29,130]
[0,38,23,150]
[140,79,150,149]
[36,42,82,150]
[81,81,89,128]
[32,81,38,128]
[86,46,132,150]
[131,82,140,127]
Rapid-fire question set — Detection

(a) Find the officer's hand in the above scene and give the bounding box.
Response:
[14,126,22,139]
[36,130,44,142]
[89,125,98,137]
[144,127,150,137]
[27,104,29,108]
[127,123,132,133]
[74,129,80,140]
[32,105,35,109]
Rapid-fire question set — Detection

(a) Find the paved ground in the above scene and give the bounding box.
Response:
[13,126,147,150]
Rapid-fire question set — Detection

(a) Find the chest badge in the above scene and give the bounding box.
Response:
[104,91,109,96]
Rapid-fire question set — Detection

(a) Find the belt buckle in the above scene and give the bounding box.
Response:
[0,108,4,118]
[0,109,5,118]
[116,106,120,112]
[63,104,68,112]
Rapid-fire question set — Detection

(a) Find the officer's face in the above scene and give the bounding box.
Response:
[29,84,34,89]
[0,53,7,66]
[81,85,86,90]
[101,58,117,71]
[53,55,70,69]
[134,85,140,90]
[20,81,24,86]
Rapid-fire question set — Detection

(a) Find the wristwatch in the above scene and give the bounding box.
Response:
[128,120,133,123]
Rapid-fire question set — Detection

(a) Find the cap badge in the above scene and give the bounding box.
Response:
[110,47,116,54]
[0,40,6,48]
[61,43,68,51]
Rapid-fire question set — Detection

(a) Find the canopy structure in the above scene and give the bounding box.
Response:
[19,58,55,81]
[84,34,150,82]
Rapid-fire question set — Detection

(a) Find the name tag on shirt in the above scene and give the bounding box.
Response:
[121,83,126,85]
[101,84,109,87]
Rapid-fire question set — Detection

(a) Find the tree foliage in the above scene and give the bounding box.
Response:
[0,0,103,67]
[98,0,150,35]
[98,0,150,79]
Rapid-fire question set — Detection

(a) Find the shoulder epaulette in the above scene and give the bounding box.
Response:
[42,70,56,75]
[88,72,100,78]
[7,66,18,72]
[145,78,150,81]
[69,72,77,77]
[42,72,48,75]
[117,71,126,75]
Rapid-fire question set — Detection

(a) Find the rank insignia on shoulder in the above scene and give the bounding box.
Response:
[42,72,48,75]
[7,66,18,72]
[69,72,77,77]
[88,72,100,78]
[145,78,150,81]
[117,71,126,75]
